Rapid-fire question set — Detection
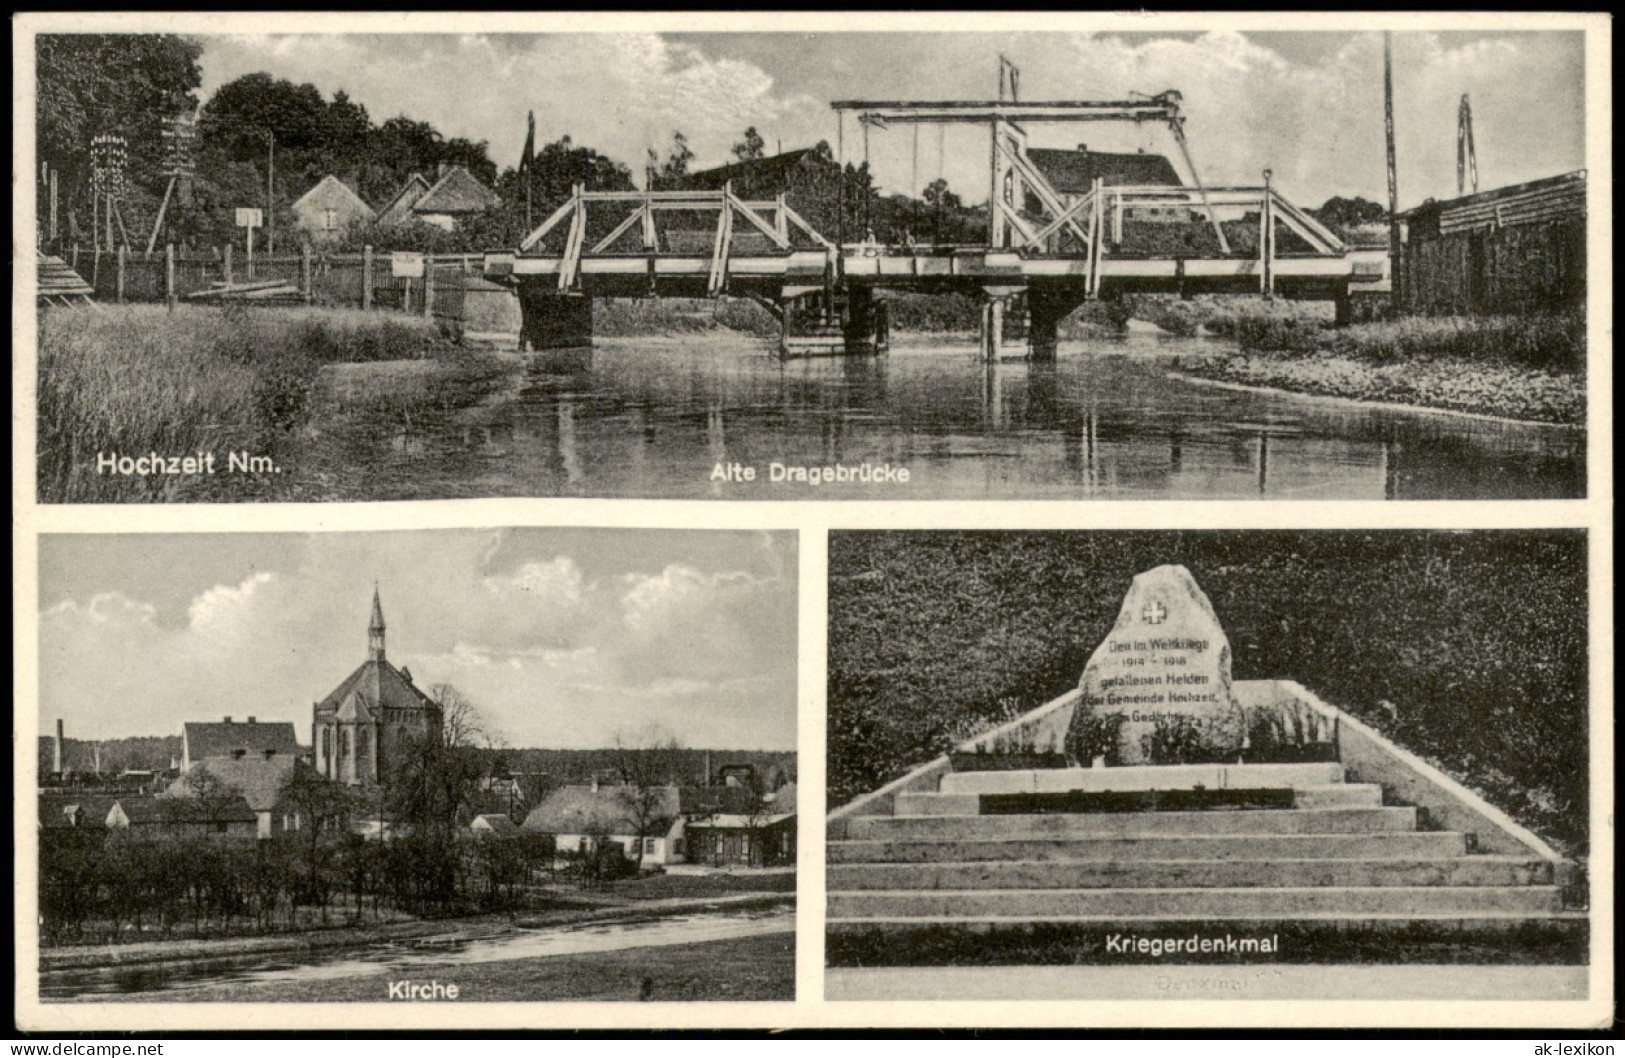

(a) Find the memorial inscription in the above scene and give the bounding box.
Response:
[1069,565,1245,764]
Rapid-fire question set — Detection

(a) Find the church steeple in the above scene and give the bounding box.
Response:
[368,585,386,661]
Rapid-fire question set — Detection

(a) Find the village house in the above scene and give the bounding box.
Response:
[290,174,376,245]
[1025,145,1188,222]
[106,794,259,842]
[520,781,787,867]
[180,717,301,772]
[470,813,520,839]
[166,753,303,840]
[311,588,441,787]
[374,165,500,232]
[1398,170,1586,316]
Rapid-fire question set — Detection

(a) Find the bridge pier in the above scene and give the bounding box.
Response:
[979,287,1026,361]
[841,287,889,356]
[1027,286,1091,361]
[517,287,594,351]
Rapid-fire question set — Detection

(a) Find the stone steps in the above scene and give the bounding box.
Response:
[829,831,1472,863]
[848,807,1417,841]
[938,763,1347,796]
[829,856,1553,891]
[827,884,1566,920]
[894,783,1382,816]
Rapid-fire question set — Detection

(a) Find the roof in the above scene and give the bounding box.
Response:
[686,813,795,830]
[183,721,300,762]
[520,782,771,835]
[411,166,501,215]
[315,658,436,722]
[115,795,258,826]
[167,755,298,812]
[522,785,660,835]
[1399,170,1585,234]
[678,785,763,815]
[375,173,434,226]
[38,794,117,829]
[471,813,520,836]
[681,149,820,192]
[1026,147,1183,193]
[292,175,376,219]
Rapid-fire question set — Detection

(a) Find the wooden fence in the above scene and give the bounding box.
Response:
[63,245,505,333]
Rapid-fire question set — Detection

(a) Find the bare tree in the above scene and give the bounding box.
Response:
[608,729,684,870]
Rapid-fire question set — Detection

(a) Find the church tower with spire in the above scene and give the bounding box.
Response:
[369,585,387,661]
[311,587,441,786]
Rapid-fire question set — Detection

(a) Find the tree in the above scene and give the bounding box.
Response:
[163,766,246,836]
[385,684,495,844]
[608,729,684,870]
[35,34,203,240]
[277,759,358,857]
[648,131,695,191]
[732,126,766,162]
[1315,195,1387,229]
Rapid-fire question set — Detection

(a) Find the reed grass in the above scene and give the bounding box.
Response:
[37,304,448,503]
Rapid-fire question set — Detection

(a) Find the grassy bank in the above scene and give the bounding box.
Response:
[37,304,463,502]
[827,531,1588,859]
[1181,314,1585,424]
[593,297,779,340]
[79,932,795,1003]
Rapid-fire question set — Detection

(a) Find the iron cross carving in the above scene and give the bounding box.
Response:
[1141,600,1168,625]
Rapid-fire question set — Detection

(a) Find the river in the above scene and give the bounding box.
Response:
[42,907,793,1001]
[298,334,1584,502]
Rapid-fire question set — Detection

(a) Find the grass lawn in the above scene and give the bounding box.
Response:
[118,932,795,1003]
[600,872,797,901]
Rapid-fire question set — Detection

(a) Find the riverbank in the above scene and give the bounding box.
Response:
[1179,315,1585,425]
[42,892,794,973]
[96,931,795,1004]
[36,304,502,503]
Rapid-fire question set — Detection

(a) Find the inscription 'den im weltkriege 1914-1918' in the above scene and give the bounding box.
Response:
[1071,564,1246,764]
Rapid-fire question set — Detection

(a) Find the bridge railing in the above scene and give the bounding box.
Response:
[515,183,833,295]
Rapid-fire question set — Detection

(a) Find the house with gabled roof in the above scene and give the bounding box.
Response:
[181,717,301,771]
[1025,145,1189,223]
[374,172,434,228]
[291,174,376,244]
[167,753,302,840]
[311,587,441,787]
[107,794,259,842]
[375,165,500,232]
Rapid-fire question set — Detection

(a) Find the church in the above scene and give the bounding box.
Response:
[311,588,442,786]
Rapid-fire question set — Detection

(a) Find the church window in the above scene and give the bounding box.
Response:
[340,729,350,757]
[321,728,331,759]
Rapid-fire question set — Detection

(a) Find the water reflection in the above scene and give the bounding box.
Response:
[308,336,1584,502]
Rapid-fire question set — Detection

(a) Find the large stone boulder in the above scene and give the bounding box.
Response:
[1067,564,1246,765]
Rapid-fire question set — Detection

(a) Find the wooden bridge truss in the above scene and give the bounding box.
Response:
[488,89,1383,357]
[513,182,832,296]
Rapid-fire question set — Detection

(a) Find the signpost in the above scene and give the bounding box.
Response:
[393,252,425,313]
[235,207,263,279]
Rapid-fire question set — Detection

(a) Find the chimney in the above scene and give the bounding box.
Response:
[437,162,448,181]
[53,719,64,775]
[1077,143,1088,154]
[703,750,712,787]
[93,743,102,774]
[247,716,256,724]
[224,716,233,723]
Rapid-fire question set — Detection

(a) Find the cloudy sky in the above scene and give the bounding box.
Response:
[193,29,1584,209]
[37,529,798,750]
